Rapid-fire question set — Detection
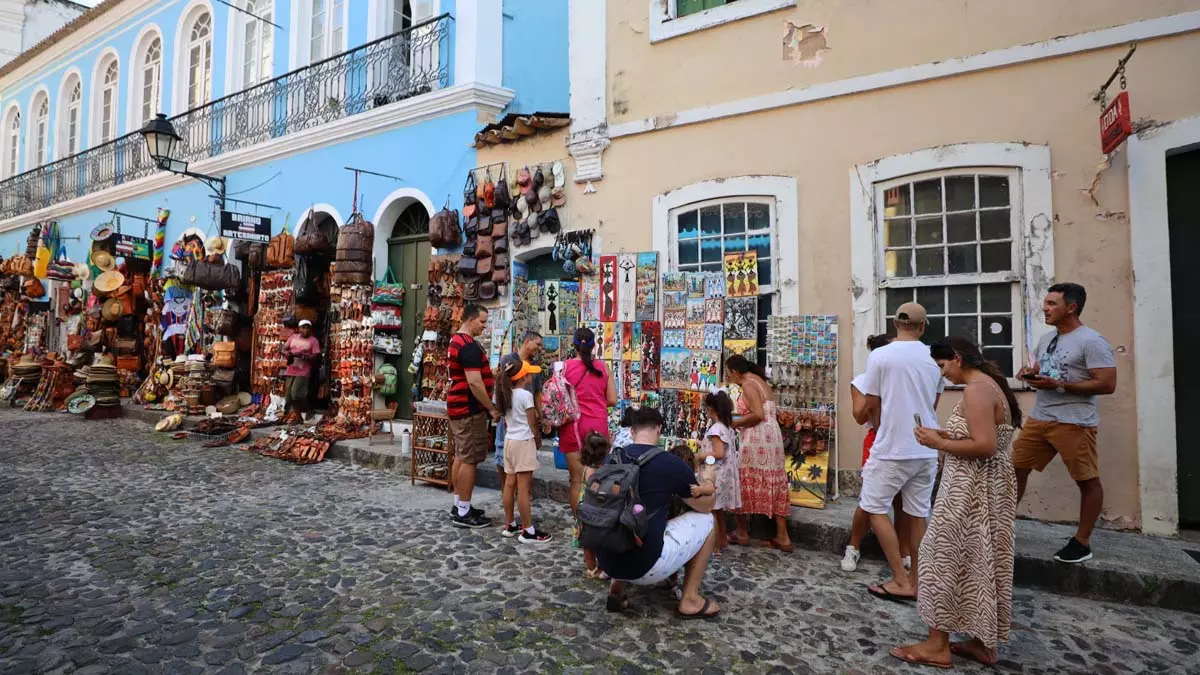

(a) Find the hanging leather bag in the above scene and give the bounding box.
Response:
[494,169,511,210]
[266,229,295,268]
[22,276,44,298]
[294,217,332,255]
[429,206,461,249]
[476,236,493,259]
[336,214,375,265]
[182,259,241,291]
[463,170,478,207]
[206,308,238,337]
[212,341,237,369]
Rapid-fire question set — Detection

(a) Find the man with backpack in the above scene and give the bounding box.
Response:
[589,408,721,620]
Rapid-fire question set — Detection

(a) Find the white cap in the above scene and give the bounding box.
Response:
[298,319,313,327]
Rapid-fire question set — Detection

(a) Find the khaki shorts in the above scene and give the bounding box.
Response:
[449,413,490,465]
[1012,418,1099,482]
[503,437,539,474]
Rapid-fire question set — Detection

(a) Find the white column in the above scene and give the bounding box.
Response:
[567,0,609,183]
[454,0,503,88]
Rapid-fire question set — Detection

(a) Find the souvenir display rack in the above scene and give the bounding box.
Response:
[411,410,453,489]
[251,269,294,397]
[418,255,462,403]
[319,284,373,438]
[371,271,405,356]
[768,314,840,509]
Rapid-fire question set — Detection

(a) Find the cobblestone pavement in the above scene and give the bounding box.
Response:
[1,410,1198,675]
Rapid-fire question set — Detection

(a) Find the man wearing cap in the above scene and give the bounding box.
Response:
[284,320,321,423]
[855,302,944,602]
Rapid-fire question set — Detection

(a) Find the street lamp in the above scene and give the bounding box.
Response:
[139,113,226,209]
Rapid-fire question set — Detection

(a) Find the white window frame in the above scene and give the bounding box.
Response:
[652,175,801,362]
[128,26,164,131]
[96,58,120,145]
[2,104,21,179]
[305,0,348,64]
[28,90,49,168]
[849,143,1055,385]
[174,3,216,115]
[875,169,1024,377]
[57,72,83,159]
[233,0,274,90]
[649,0,796,44]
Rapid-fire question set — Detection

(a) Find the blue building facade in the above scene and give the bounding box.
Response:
[0,0,569,270]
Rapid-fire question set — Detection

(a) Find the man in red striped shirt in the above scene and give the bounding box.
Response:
[447,303,498,529]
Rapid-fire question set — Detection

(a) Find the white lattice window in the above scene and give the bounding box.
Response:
[309,0,346,62]
[31,95,48,167]
[60,77,82,157]
[670,198,779,365]
[140,37,162,124]
[98,59,120,144]
[876,170,1024,376]
[3,107,20,178]
[187,12,213,108]
[241,0,274,87]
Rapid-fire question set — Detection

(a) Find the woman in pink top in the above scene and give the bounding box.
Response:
[559,327,617,515]
[284,319,322,422]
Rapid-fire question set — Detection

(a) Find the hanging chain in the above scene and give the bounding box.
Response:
[1119,63,1127,91]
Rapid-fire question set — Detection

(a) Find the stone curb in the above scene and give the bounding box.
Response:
[121,405,1200,614]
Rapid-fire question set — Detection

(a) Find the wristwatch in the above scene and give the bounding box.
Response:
[704,455,716,466]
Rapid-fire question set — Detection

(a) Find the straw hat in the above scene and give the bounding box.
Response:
[101,298,123,322]
[206,236,227,256]
[73,263,91,281]
[92,250,116,272]
[94,270,125,295]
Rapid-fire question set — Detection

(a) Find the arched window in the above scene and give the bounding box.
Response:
[98,59,120,144]
[59,75,82,157]
[241,0,274,87]
[308,0,346,62]
[186,11,213,108]
[30,93,49,168]
[141,37,162,124]
[3,107,20,178]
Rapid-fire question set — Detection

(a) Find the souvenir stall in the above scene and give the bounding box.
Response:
[769,314,839,510]
[249,227,296,407]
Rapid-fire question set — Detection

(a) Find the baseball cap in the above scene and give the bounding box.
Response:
[298,319,313,328]
[503,359,542,381]
[894,302,927,325]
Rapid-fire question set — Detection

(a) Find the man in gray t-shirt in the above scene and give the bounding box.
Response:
[1014,283,1117,565]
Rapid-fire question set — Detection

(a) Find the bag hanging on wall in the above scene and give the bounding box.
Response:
[294,217,331,255]
[372,267,406,306]
[336,213,374,270]
[429,205,461,249]
[206,307,238,337]
[182,259,241,291]
[266,226,295,268]
[494,165,511,210]
[463,170,478,207]
[212,341,237,369]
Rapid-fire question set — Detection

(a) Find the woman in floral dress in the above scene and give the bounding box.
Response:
[892,337,1021,669]
[725,355,793,552]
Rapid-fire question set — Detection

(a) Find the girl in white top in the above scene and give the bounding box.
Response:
[496,359,552,544]
[696,390,742,552]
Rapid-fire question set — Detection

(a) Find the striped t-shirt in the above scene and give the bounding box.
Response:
[447,332,493,419]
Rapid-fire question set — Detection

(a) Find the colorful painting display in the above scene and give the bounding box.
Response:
[617,253,638,322]
[599,255,618,322]
[635,253,659,322]
[725,251,760,297]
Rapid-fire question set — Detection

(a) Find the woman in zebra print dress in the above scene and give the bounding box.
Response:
[891,337,1022,669]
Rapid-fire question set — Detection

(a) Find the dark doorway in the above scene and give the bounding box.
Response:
[1167,148,1200,528]
[386,202,430,420]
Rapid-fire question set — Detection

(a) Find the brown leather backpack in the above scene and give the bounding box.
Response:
[429,207,461,249]
[266,229,295,269]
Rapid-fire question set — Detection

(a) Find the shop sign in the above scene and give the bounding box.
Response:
[114,233,153,261]
[1100,91,1132,155]
[220,211,272,243]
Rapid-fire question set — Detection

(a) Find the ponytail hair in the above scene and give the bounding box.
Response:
[934,337,1023,428]
[704,390,735,428]
[573,327,602,377]
[494,363,516,416]
[725,354,769,383]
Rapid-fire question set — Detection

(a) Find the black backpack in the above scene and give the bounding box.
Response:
[578,447,665,554]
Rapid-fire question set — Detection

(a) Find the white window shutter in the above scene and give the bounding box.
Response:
[411,0,435,22]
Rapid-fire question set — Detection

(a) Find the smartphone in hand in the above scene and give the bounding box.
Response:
[913,413,922,427]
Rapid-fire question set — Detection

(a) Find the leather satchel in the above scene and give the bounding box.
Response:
[294,218,332,255]
[429,207,461,249]
[212,341,237,369]
[182,259,241,291]
[475,256,493,276]
[476,236,493,258]
[206,308,238,337]
[457,256,479,278]
[266,230,295,268]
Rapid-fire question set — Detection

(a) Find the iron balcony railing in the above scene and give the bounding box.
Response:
[0,14,451,220]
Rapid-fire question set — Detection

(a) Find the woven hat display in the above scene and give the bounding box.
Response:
[84,363,121,407]
[101,298,123,322]
[206,236,228,256]
[94,270,125,295]
[73,263,91,281]
[92,250,116,272]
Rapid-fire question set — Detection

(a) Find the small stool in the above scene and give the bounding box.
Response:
[369,408,396,445]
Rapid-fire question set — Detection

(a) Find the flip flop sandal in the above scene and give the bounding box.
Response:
[890,647,951,669]
[605,594,630,613]
[765,538,795,553]
[677,598,720,621]
[728,534,750,546]
[868,584,916,603]
[949,642,998,666]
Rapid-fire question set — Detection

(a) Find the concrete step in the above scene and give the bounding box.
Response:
[123,404,1200,614]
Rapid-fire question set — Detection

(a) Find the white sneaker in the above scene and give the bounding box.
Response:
[841,546,861,572]
[902,556,912,571]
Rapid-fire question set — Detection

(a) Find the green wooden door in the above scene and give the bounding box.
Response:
[386,204,431,421]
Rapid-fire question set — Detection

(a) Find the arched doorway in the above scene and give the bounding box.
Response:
[295,207,342,412]
[385,200,430,419]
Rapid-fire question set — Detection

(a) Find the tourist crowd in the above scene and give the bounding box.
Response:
[441,281,1115,667]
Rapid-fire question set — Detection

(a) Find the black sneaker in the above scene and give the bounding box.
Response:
[1053,537,1093,564]
[518,528,553,544]
[451,511,493,529]
[501,522,521,538]
[448,505,485,519]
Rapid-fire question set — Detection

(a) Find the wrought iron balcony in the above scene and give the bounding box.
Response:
[0,14,450,220]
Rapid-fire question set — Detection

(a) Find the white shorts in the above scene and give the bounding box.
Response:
[860,457,937,518]
[622,512,715,586]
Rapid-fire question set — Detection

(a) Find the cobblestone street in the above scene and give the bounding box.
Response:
[1,410,1198,674]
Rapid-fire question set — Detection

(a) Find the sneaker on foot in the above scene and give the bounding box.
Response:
[902,555,912,571]
[501,522,521,538]
[1053,537,1093,564]
[519,528,553,544]
[451,511,492,529]
[840,546,861,572]
[449,505,485,519]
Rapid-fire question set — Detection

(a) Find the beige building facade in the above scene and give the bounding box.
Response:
[480,0,1200,536]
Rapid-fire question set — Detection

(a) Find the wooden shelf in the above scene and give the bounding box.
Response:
[412,411,452,491]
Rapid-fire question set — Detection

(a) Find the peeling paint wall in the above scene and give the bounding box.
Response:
[782,22,830,67]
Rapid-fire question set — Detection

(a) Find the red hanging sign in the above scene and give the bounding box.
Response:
[1099,91,1132,155]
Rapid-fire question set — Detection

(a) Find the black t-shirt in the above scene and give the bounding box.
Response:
[596,444,698,581]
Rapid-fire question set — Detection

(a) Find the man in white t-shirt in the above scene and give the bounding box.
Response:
[856,302,944,602]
